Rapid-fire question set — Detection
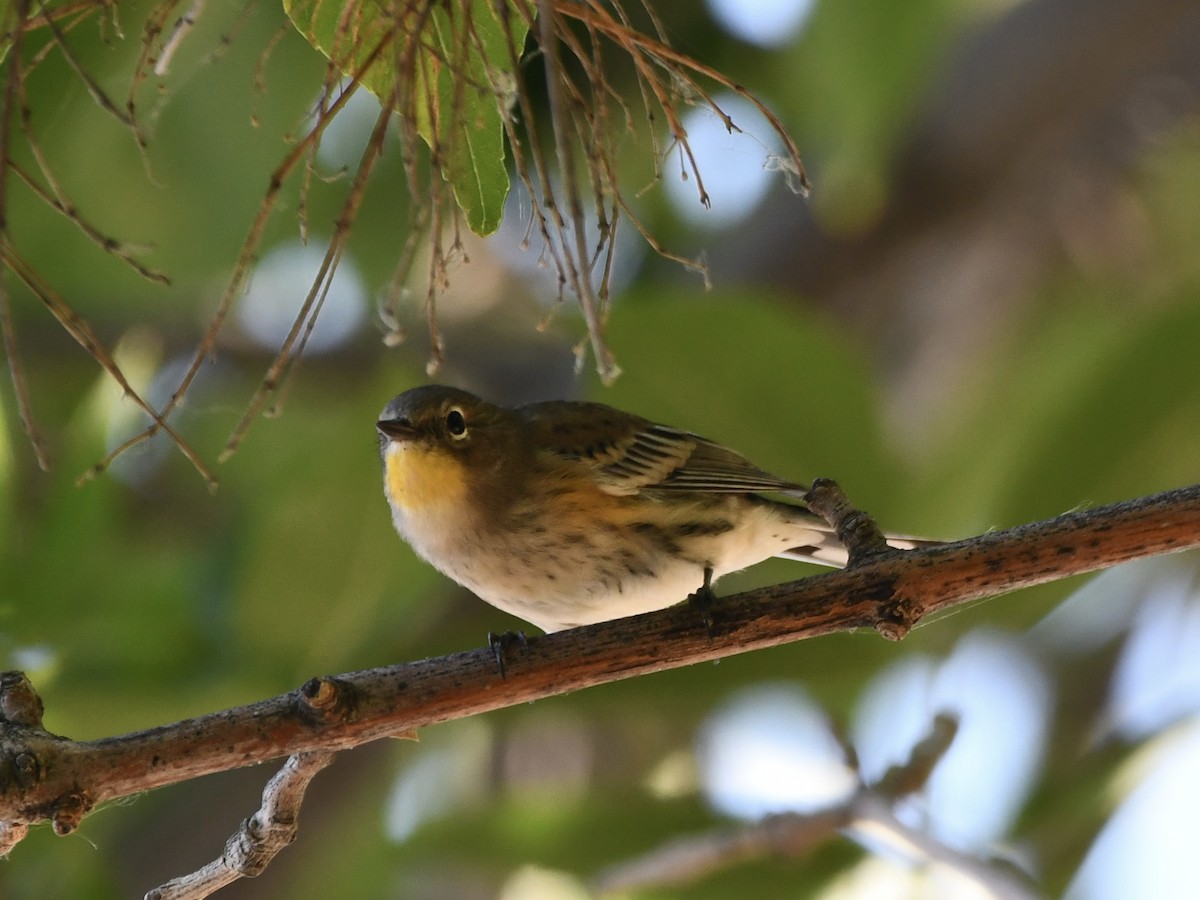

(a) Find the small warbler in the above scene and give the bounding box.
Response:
[377,385,924,633]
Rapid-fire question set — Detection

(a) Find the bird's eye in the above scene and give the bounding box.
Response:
[445,408,467,438]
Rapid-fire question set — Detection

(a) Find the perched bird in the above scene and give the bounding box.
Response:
[377,385,925,633]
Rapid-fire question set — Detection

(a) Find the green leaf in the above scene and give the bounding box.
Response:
[283,0,528,235]
[429,1,524,235]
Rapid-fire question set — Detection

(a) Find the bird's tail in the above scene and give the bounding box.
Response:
[777,533,944,568]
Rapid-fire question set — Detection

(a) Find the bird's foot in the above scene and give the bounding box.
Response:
[686,567,717,637]
[487,630,528,679]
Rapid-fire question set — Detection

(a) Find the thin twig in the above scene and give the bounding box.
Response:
[0,244,218,487]
[0,0,50,470]
[537,0,620,382]
[41,6,136,130]
[560,2,809,193]
[595,807,855,892]
[145,751,339,900]
[94,31,396,477]
[848,795,1037,900]
[594,714,963,894]
[8,158,170,285]
[153,0,206,77]
[129,0,182,116]
[220,4,437,459]
[4,1,105,37]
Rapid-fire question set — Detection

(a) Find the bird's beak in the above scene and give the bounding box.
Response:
[376,418,416,442]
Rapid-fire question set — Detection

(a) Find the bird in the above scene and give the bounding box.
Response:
[377,384,929,633]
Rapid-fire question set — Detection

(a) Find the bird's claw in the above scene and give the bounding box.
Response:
[487,630,528,678]
[686,567,717,637]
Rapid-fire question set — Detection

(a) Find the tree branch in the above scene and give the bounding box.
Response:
[1,483,1198,847]
[591,713,1036,897]
[145,750,339,900]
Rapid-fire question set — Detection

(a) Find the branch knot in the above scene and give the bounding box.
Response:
[297,677,357,726]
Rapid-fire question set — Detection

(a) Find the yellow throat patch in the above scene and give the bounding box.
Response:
[383,442,469,512]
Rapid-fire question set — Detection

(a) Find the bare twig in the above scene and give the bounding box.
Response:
[0,245,219,487]
[145,750,340,900]
[0,484,1196,848]
[93,28,397,477]
[571,1,809,190]
[40,4,136,131]
[594,714,962,893]
[595,711,1034,898]
[847,795,1037,900]
[153,0,206,77]
[536,0,621,382]
[594,807,854,892]
[0,0,50,471]
[8,157,170,284]
[875,712,959,799]
[4,1,813,478]
[219,3,437,459]
[6,0,810,475]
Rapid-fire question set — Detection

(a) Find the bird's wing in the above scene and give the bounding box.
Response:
[648,430,804,493]
[524,401,802,496]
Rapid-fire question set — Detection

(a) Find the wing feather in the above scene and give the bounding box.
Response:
[650,429,803,493]
[522,401,802,496]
